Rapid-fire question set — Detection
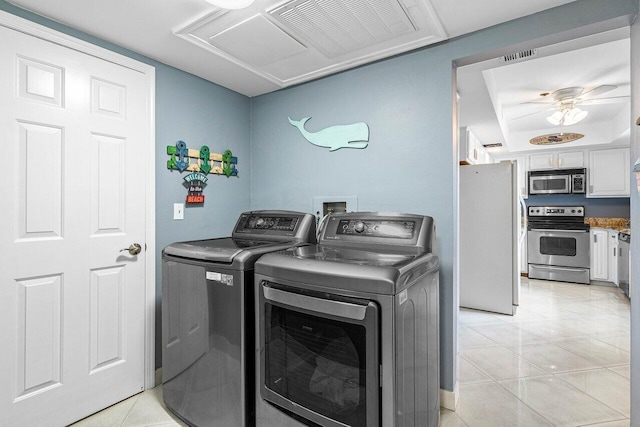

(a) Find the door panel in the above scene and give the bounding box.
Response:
[15,274,63,400]
[0,24,149,426]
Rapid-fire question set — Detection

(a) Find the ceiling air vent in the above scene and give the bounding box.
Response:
[270,0,417,58]
[482,142,502,148]
[500,48,537,64]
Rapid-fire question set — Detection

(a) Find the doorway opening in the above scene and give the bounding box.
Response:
[451,26,632,423]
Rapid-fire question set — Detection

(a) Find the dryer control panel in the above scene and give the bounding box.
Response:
[335,219,416,239]
[320,212,435,254]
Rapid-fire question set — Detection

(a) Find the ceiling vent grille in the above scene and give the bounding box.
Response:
[482,142,503,148]
[270,0,417,58]
[500,48,537,64]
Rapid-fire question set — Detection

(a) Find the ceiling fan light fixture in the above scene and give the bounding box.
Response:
[564,107,588,125]
[205,0,254,9]
[546,110,564,125]
[546,107,588,126]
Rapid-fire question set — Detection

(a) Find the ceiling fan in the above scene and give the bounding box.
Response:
[514,85,628,125]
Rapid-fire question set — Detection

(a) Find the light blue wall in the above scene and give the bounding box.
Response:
[250,0,639,392]
[0,1,252,368]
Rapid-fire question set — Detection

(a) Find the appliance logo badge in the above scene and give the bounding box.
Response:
[206,271,234,286]
[398,289,408,306]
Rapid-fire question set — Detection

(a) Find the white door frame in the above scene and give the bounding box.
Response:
[0,10,157,390]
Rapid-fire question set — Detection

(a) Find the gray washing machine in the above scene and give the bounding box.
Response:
[254,212,440,427]
[162,211,316,427]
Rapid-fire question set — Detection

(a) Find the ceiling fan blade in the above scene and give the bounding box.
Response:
[578,84,617,99]
[520,101,554,105]
[580,95,629,105]
[511,106,556,120]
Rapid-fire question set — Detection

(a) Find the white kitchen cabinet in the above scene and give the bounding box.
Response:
[528,153,554,170]
[590,228,620,283]
[607,230,619,285]
[590,229,609,280]
[459,127,492,165]
[558,151,584,169]
[459,127,479,165]
[528,151,584,170]
[587,148,630,197]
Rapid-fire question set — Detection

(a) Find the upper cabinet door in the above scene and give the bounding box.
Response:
[459,127,492,165]
[528,151,583,170]
[588,148,630,197]
[557,151,584,168]
[528,153,555,170]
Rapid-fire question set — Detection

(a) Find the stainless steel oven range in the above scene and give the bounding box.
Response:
[254,212,440,427]
[527,206,590,284]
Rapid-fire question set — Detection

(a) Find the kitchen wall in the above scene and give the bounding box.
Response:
[0,0,252,368]
[250,0,639,394]
[525,196,630,217]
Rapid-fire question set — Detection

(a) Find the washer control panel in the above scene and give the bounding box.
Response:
[335,219,416,239]
[241,215,299,231]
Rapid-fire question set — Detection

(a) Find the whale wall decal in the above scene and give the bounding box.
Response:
[288,117,369,151]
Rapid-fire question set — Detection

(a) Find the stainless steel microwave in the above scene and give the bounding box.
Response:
[528,168,586,195]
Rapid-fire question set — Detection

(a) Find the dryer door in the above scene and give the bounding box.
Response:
[259,282,379,427]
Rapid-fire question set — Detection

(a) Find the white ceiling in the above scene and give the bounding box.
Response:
[7,0,577,97]
[457,28,631,154]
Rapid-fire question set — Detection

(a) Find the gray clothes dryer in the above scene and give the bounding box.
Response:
[254,212,440,427]
[161,211,316,427]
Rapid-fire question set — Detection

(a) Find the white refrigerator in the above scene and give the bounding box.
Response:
[459,161,524,315]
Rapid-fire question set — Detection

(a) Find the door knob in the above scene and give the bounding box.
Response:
[120,243,142,256]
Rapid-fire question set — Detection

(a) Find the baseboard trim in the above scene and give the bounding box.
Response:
[440,382,459,411]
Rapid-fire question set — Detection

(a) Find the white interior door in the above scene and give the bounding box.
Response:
[0,23,151,426]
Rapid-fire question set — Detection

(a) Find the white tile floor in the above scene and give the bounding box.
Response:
[73,278,631,427]
[447,278,631,427]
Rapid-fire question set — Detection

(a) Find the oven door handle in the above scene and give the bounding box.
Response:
[531,265,588,272]
[263,286,367,321]
[529,228,589,233]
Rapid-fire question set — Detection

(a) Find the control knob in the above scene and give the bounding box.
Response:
[256,218,265,227]
[354,221,365,233]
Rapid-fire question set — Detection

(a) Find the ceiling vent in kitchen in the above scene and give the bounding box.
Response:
[500,48,538,64]
[269,0,418,58]
[482,142,503,148]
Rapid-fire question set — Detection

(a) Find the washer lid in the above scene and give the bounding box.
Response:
[163,237,276,263]
[289,246,416,267]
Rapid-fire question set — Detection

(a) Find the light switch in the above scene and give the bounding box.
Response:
[173,203,184,220]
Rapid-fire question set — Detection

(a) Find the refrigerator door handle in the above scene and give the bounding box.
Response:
[518,196,527,243]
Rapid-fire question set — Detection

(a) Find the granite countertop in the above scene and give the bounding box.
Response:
[585,217,631,234]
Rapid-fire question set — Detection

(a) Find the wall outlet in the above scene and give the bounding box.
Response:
[173,203,184,220]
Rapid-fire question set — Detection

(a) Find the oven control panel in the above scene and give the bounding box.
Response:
[528,206,584,217]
